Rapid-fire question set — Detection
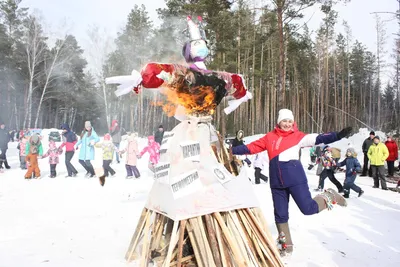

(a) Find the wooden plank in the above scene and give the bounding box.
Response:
[125,208,149,261]
[226,213,251,266]
[163,220,179,267]
[213,216,229,267]
[237,210,268,267]
[169,255,194,266]
[151,215,166,251]
[213,212,247,266]
[186,221,205,267]
[177,220,187,267]
[205,215,223,267]
[140,210,153,267]
[196,216,217,267]
[189,218,213,266]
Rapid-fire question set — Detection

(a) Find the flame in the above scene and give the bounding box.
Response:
[151,72,217,117]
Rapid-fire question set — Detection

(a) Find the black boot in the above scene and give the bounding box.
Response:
[4,160,10,169]
[343,189,350,199]
[358,190,364,197]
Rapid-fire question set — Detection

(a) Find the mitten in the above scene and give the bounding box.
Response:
[337,127,353,139]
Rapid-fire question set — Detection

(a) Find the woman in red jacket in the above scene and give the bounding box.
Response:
[385,136,398,177]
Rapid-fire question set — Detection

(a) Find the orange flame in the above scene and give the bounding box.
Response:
[151,72,217,117]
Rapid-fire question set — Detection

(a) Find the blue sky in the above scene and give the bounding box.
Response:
[21,0,399,81]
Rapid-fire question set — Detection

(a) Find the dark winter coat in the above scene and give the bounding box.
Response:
[154,129,164,145]
[0,128,10,150]
[385,140,398,161]
[110,120,122,144]
[231,130,245,147]
[60,123,77,152]
[362,137,374,153]
[338,156,361,183]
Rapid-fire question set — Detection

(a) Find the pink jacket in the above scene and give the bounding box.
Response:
[121,137,139,166]
[18,139,27,156]
[139,136,160,165]
[42,142,63,164]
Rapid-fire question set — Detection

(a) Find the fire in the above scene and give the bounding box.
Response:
[151,76,217,117]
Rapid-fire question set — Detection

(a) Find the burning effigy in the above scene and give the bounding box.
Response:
[106,16,283,267]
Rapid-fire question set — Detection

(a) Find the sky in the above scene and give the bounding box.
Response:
[21,0,399,82]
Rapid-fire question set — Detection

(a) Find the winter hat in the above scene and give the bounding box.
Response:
[30,134,40,144]
[148,136,155,143]
[277,109,294,124]
[104,134,111,141]
[346,147,356,154]
[373,136,380,140]
[85,121,92,129]
[158,125,163,129]
[370,131,375,136]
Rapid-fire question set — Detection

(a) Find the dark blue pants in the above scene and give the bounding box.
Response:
[272,183,319,223]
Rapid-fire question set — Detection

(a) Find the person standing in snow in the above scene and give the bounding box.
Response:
[110,119,123,163]
[59,123,78,177]
[119,132,141,179]
[253,152,268,184]
[138,136,160,172]
[75,121,100,178]
[315,146,344,193]
[24,133,43,179]
[308,146,318,170]
[42,140,63,178]
[231,130,251,166]
[154,125,165,145]
[95,133,118,177]
[231,108,351,254]
[368,136,389,190]
[0,122,11,170]
[361,131,375,177]
[17,133,28,170]
[337,147,363,198]
[384,136,398,177]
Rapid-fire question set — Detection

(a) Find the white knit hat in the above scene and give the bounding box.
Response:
[277,109,294,124]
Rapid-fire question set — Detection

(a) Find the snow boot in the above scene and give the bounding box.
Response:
[358,190,364,197]
[314,188,347,212]
[99,175,105,187]
[343,189,350,199]
[276,222,293,255]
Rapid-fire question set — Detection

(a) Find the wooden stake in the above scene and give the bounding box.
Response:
[186,222,205,267]
[177,220,187,267]
[126,208,149,261]
[213,212,247,266]
[163,220,179,267]
[140,210,153,267]
[213,216,229,267]
[205,215,223,267]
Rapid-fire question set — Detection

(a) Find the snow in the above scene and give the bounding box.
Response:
[1,129,399,267]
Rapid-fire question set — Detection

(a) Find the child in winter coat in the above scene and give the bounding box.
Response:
[337,147,363,198]
[17,134,28,170]
[120,133,140,178]
[95,133,118,177]
[25,134,43,179]
[42,140,63,178]
[315,145,344,192]
[138,136,160,171]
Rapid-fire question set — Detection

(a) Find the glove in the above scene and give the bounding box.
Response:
[75,146,79,150]
[352,171,357,175]
[337,127,353,139]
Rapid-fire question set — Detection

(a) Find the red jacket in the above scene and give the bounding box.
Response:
[385,140,398,161]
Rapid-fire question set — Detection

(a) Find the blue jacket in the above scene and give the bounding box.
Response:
[232,124,341,189]
[76,128,100,160]
[338,157,361,183]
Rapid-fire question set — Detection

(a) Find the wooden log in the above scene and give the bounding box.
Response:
[213,212,247,266]
[177,220,187,267]
[163,220,179,267]
[226,213,251,266]
[126,208,149,261]
[186,221,205,267]
[140,210,153,267]
[189,218,215,266]
[241,210,283,267]
[213,216,229,267]
[236,210,268,267]
[151,214,166,251]
[196,216,217,267]
[205,215,223,267]
[170,255,194,266]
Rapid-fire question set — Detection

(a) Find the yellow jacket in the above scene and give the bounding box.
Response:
[367,142,389,166]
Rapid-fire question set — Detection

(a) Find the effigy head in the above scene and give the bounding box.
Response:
[182,16,209,63]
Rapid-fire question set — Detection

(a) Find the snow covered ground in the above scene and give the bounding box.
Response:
[0,129,399,267]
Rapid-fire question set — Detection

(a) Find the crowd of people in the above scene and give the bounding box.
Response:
[0,120,166,180]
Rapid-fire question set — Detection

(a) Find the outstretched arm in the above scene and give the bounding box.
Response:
[232,135,268,155]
